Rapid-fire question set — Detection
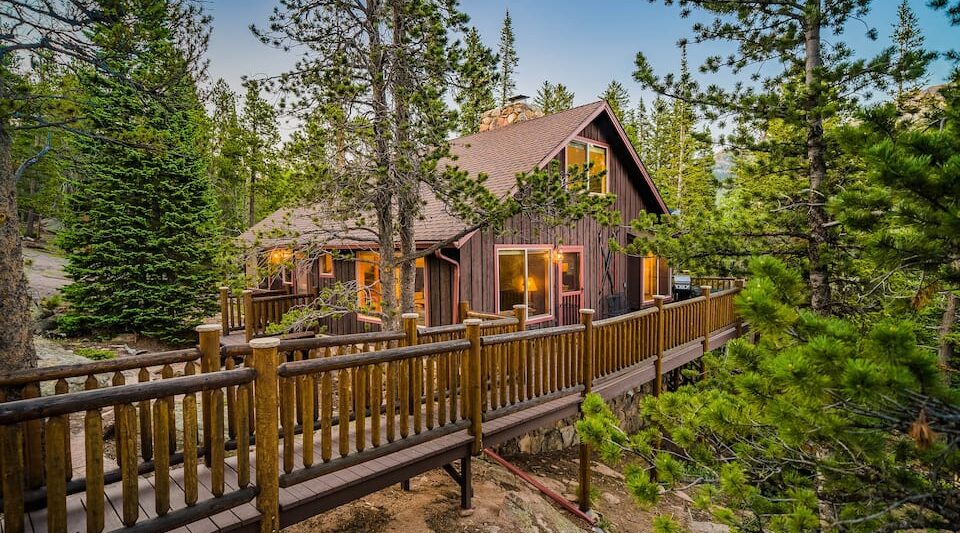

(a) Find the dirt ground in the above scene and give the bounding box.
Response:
[285,447,712,533]
[23,245,68,302]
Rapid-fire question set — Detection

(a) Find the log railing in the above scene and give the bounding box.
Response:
[219,287,318,341]
[1,284,744,533]
[692,276,743,292]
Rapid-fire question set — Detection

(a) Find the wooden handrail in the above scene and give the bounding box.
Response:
[0,369,255,425]
[221,330,408,357]
[277,340,471,377]
[480,324,585,346]
[0,348,200,388]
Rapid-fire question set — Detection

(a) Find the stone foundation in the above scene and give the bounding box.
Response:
[495,381,655,456]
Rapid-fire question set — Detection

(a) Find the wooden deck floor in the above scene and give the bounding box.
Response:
[26,326,738,533]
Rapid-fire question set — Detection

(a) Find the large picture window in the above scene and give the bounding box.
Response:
[497,248,552,318]
[356,252,426,323]
[566,140,608,194]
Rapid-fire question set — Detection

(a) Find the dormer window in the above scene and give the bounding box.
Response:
[565,140,608,194]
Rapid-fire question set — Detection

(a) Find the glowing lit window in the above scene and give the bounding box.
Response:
[356,252,426,323]
[565,140,607,194]
[559,251,581,293]
[319,253,334,277]
[497,248,552,318]
[643,253,658,302]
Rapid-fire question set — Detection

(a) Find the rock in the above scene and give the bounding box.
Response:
[562,492,578,502]
[591,462,625,481]
[689,521,730,533]
[519,434,542,454]
[601,492,621,505]
[459,508,475,517]
[674,490,694,504]
[34,315,58,334]
[559,425,578,447]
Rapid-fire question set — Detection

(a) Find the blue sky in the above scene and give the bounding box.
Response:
[205,0,957,123]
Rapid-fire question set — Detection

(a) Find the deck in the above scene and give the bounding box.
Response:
[0,287,743,533]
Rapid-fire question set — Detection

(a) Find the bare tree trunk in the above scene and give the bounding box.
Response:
[248,167,256,228]
[939,292,957,366]
[391,0,417,319]
[804,1,832,315]
[0,120,38,375]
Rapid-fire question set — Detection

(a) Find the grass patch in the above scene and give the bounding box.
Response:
[75,347,116,361]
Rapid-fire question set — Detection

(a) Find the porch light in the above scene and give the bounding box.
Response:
[267,248,293,265]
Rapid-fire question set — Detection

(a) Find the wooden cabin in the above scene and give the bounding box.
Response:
[241,100,672,334]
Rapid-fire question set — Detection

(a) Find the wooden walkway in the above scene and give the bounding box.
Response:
[0,287,744,533]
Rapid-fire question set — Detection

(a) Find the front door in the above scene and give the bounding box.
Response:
[626,254,642,311]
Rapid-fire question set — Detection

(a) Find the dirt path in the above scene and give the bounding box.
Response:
[23,246,68,302]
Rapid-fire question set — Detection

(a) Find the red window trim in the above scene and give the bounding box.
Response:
[494,244,555,325]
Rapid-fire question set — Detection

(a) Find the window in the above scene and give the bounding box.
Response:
[559,251,581,293]
[319,254,334,277]
[356,252,427,323]
[565,140,608,194]
[498,248,552,318]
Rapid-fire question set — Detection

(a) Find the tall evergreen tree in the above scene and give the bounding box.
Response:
[891,0,936,112]
[209,79,247,234]
[534,80,574,114]
[239,80,280,227]
[599,80,631,119]
[633,0,907,313]
[497,9,518,106]
[455,27,498,135]
[58,0,220,341]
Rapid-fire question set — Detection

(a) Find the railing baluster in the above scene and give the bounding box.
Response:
[118,402,139,526]
[138,368,153,462]
[84,376,105,533]
[45,415,67,532]
[301,372,315,467]
[386,360,397,442]
[153,396,170,516]
[183,361,199,507]
[338,368,350,457]
[321,367,333,460]
[22,382,42,489]
[212,387,225,496]
[1,423,25,532]
[251,337,281,533]
[237,381,251,487]
[282,374,295,473]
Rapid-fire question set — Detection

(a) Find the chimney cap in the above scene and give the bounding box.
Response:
[507,94,529,103]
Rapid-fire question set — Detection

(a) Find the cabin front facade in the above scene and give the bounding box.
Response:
[241,100,672,335]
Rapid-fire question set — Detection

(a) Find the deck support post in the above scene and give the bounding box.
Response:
[700,286,712,379]
[653,296,667,397]
[197,324,221,468]
[578,308,595,514]
[464,319,483,455]
[220,287,230,335]
[243,289,255,342]
[251,337,281,533]
[734,279,745,338]
[460,455,472,509]
[401,313,419,489]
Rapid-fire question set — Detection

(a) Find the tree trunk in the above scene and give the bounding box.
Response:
[804,1,832,315]
[248,167,256,228]
[0,120,38,375]
[939,292,957,367]
[391,0,417,320]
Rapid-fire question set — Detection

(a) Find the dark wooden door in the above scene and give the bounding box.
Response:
[626,254,641,311]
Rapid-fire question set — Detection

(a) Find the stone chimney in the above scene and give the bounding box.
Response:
[478,95,544,132]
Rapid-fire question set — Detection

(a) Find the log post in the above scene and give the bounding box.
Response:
[459,300,470,323]
[251,337,281,533]
[700,286,712,378]
[734,279,745,338]
[512,305,527,403]
[220,287,230,335]
[578,308,595,513]
[653,296,667,397]
[464,319,483,454]
[243,289,255,342]
[197,324,221,468]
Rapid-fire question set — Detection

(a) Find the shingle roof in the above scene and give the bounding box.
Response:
[242,100,629,248]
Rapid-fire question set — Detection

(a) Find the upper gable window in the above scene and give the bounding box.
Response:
[565,140,608,194]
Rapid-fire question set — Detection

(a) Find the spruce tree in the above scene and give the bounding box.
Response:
[599,80,631,120]
[455,27,498,135]
[209,79,247,234]
[497,9,518,106]
[58,1,220,342]
[239,80,280,227]
[534,80,574,114]
[891,0,936,112]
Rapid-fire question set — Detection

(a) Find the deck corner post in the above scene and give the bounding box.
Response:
[220,287,230,335]
[464,318,483,454]
[251,336,281,533]
[243,289,255,342]
[403,313,419,346]
[578,308,595,514]
[653,296,667,396]
[734,279,745,337]
[700,286,712,378]
[459,300,471,323]
[197,324,221,468]
[512,304,527,332]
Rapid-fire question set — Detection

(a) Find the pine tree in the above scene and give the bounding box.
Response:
[534,81,574,114]
[497,9,518,107]
[58,1,220,341]
[599,80,630,120]
[209,79,247,234]
[891,0,936,111]
[239,80,280,227]
[455,27,498,135]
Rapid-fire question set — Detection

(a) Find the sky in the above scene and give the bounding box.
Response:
[204,0,958,129]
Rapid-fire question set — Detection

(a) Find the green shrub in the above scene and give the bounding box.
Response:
[74,347,116,361]
[57,314,89,336]
[40,294,62,312]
